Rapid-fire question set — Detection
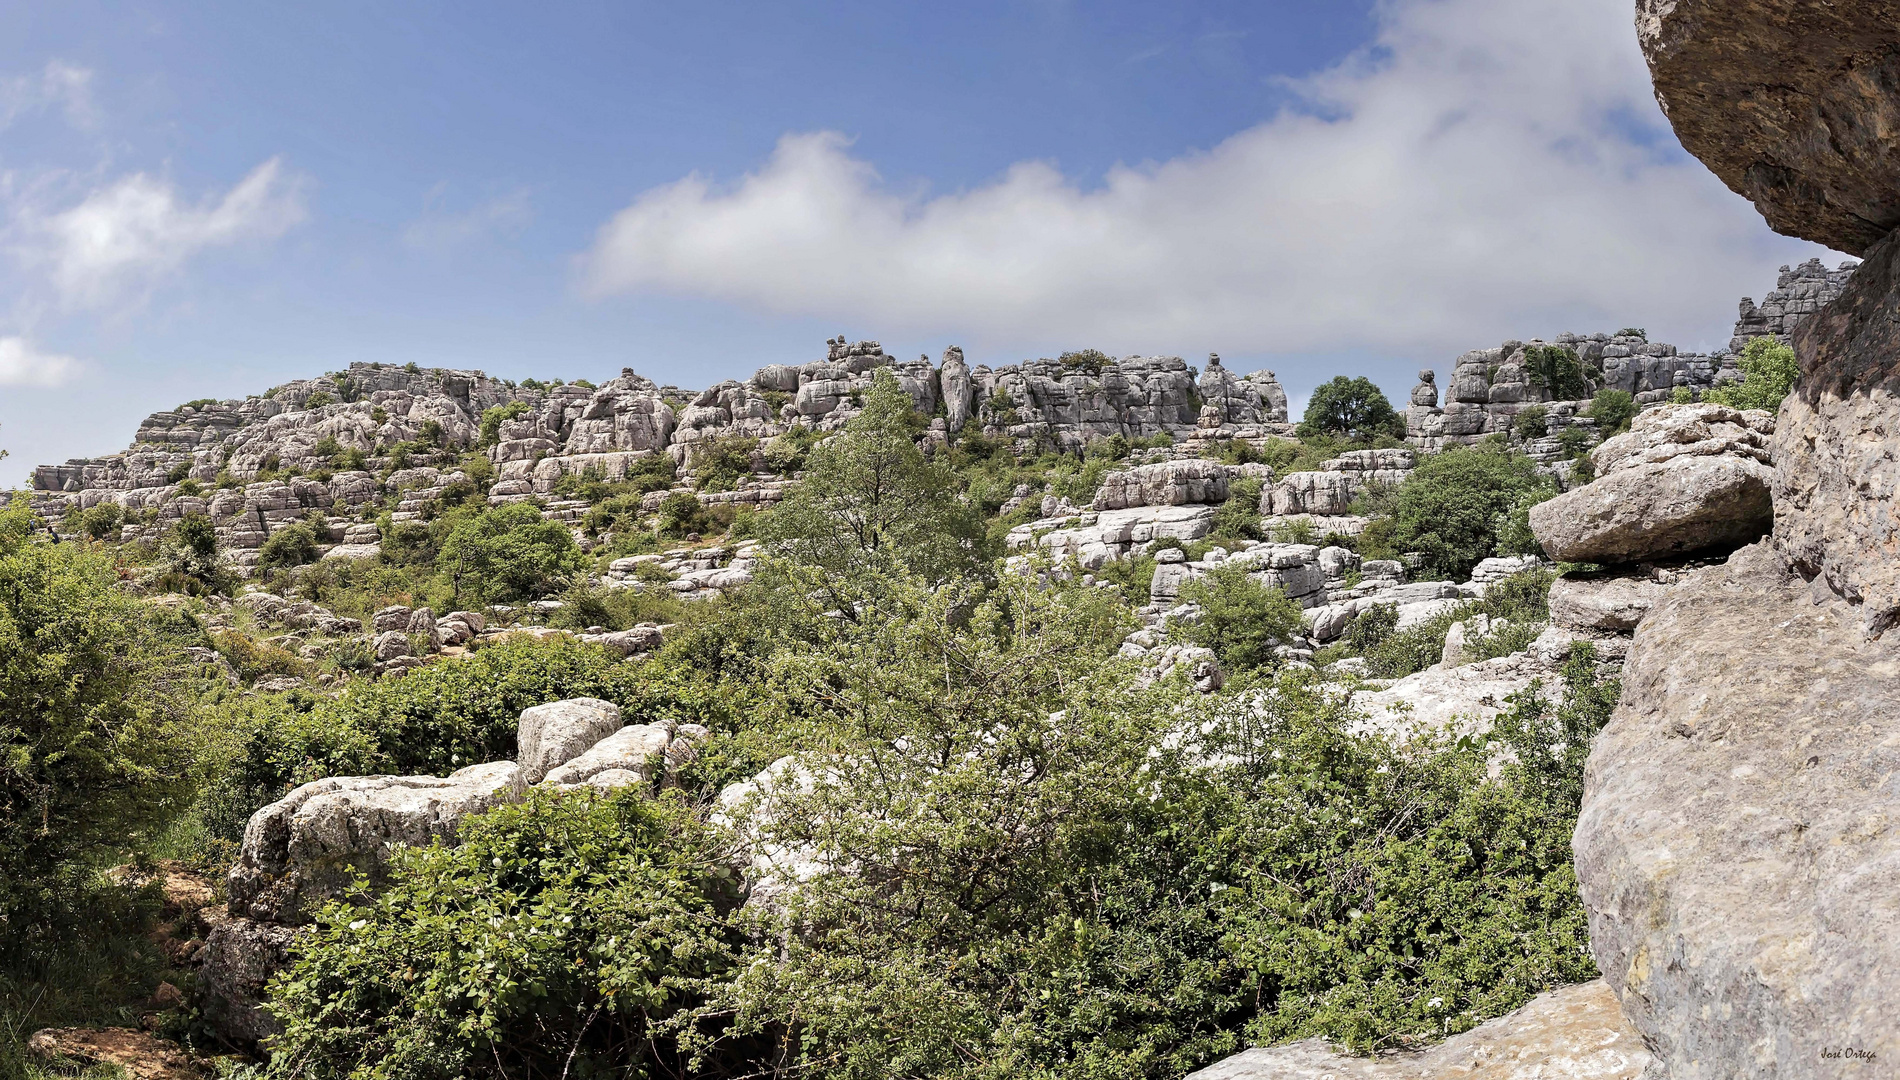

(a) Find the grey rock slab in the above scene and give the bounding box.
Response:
[1548,573,1667,633]
[1185,980,1652,1080]
[517,697,623,783]
[1575,543,1900,1079]
[1529,454,1771,565]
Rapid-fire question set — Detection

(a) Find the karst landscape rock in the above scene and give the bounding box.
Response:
[10,2,1900,1077]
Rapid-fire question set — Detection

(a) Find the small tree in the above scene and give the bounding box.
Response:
[1587,389,1636,436]
[258,522,322,570]
[1298,377,1402,441]
[763,369,987,587]
[1707,336,1799,412]
[437,502,586,607]
[1177,563,1305,673]
[1522,345,1592,401]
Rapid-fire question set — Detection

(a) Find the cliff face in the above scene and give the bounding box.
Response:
[1567,3,1900,1076]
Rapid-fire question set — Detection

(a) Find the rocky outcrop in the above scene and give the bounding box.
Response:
[1730,258,1857,355]
[226,761,527,924]
[1638,0,1900,256]
[1547,572,1666,634]
[1776,228,1900,638]
[1092,459,1234,511]
[1528,403,1774,564]
[516,698,622,784]
[1574,544,1900,1077]
[1185,979,1654,1080]
[1264,449,1414,518]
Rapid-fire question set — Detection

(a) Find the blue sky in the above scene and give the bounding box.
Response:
[0,0,1837,483]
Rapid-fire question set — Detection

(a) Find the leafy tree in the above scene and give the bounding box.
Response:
[1360,446,1546,579]
[0,498,199,926]
[163,513,231,594]
[71,502,124,541]
[1707,336,1799,411]
[1298,376,1402,440]
[1586,389,1636,436]
[1177,562,1305,673]
[258,522,322,570]
[693,436,757,493]
[763,368,987,587]
[436,502,586,607]
[1513,404,1548,440]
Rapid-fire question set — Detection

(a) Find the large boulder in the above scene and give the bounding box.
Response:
[225,761,526,924]
[1185,979,1654,1080]
[1638,0,1900,256]
[199,918,299,1047]
[516,697,622,784]
[1574,544,1900,1077]
[1528,403,1773,564]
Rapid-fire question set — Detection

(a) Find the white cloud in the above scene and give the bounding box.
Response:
[400,184,533,252]
[0,336,80,387]
[31,157,308,309]
[579,0,1835,358]
[0,60,96,128]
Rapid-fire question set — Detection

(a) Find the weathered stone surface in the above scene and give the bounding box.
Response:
[28,1027,206,1080]
[1529,403,1774,564]
[226,762,526,923]
[516,697,622,784]
[1778,227,1900,636]
[1349,653,1543,744]
[539,722,676,789]
[1184,979,1652,1080]
[200,917,299,1046]
[1638,0,1900,255]
[1548,572,1667,633]
[1574,543,1900,1078]
[1092,459,1232,511]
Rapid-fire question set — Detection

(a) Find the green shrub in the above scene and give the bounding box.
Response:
[212,628,309,682]
[0,499,200,928]
[658,491,714,538]
[1298,376,1402,440]
[70,502,124,541]
[1521,344,1592,401]
[258,522,322,570]
[479,402,532,448]
[1358,446,1546,580]
[160,513,233,595]
[264,789,741,1080]
[1513,405,1548,440]
[1586,390,1636,436]
[1176,562,1305,673]
[437,502,586,607]
[1360,604,1468,678]
[1208,476,1266,543]
[692,436,757,493]
[1707,336,1799,412]
[303,390,335,409]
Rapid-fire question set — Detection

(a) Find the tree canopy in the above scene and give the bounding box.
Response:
[1298,376,1402,441]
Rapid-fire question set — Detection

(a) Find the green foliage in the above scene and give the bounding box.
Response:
[264,789,740,1080]
[258,522,322,570]
[160,513,232,595]
[693,436,757,493]
[370,406,389,425]
[1359,447,1546,580]
[1512,405,1548,440]
[658,491,716,538]
[1057,348,1113,374]
[1177,562,1304,673]
[415,419,446,449]
[303,390,335,409]
[70,502,124,542]
[212,628,308,683]
[1586,389,1635,436]
[1614,328,1645,340]
[1494,482,1559,558]
[1299,377,1402,441]
[175,398,219,411]
[1208,475,1266,543]
[1668,386,1695,405]
[0,500,200,928]
[765,369,989,587]
[437,502,586,607]
[165,461,192,484]
[1555,427,1592,459]
[1707,336,1799,412]
[1521,345,1592,401]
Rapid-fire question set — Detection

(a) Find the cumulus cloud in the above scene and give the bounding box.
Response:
[401,184,533,252]
[0,337,80,387]
[31,157,308,309]
[0,60,96,128]
[579,0,1833,358]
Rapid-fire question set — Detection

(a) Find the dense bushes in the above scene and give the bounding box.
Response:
[1298,377,1402,441]
[1359,447,1549,579]
[1177,562,1304,673]
[266,789,743,1080]
[437,501,587,607]
[0,498,201,928]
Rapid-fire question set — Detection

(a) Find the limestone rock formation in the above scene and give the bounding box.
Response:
[226,761,527,924]
[199,918,299,1046]
[1638,0,1900,256]
[1528,403,1774,564]
[1547,572,1666,633]
[1730,258,1857,354]
[1092,459,1233,511]
[516,697,623,784]
[1574,545,1900,1077]
[1185,979,1653,1080]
